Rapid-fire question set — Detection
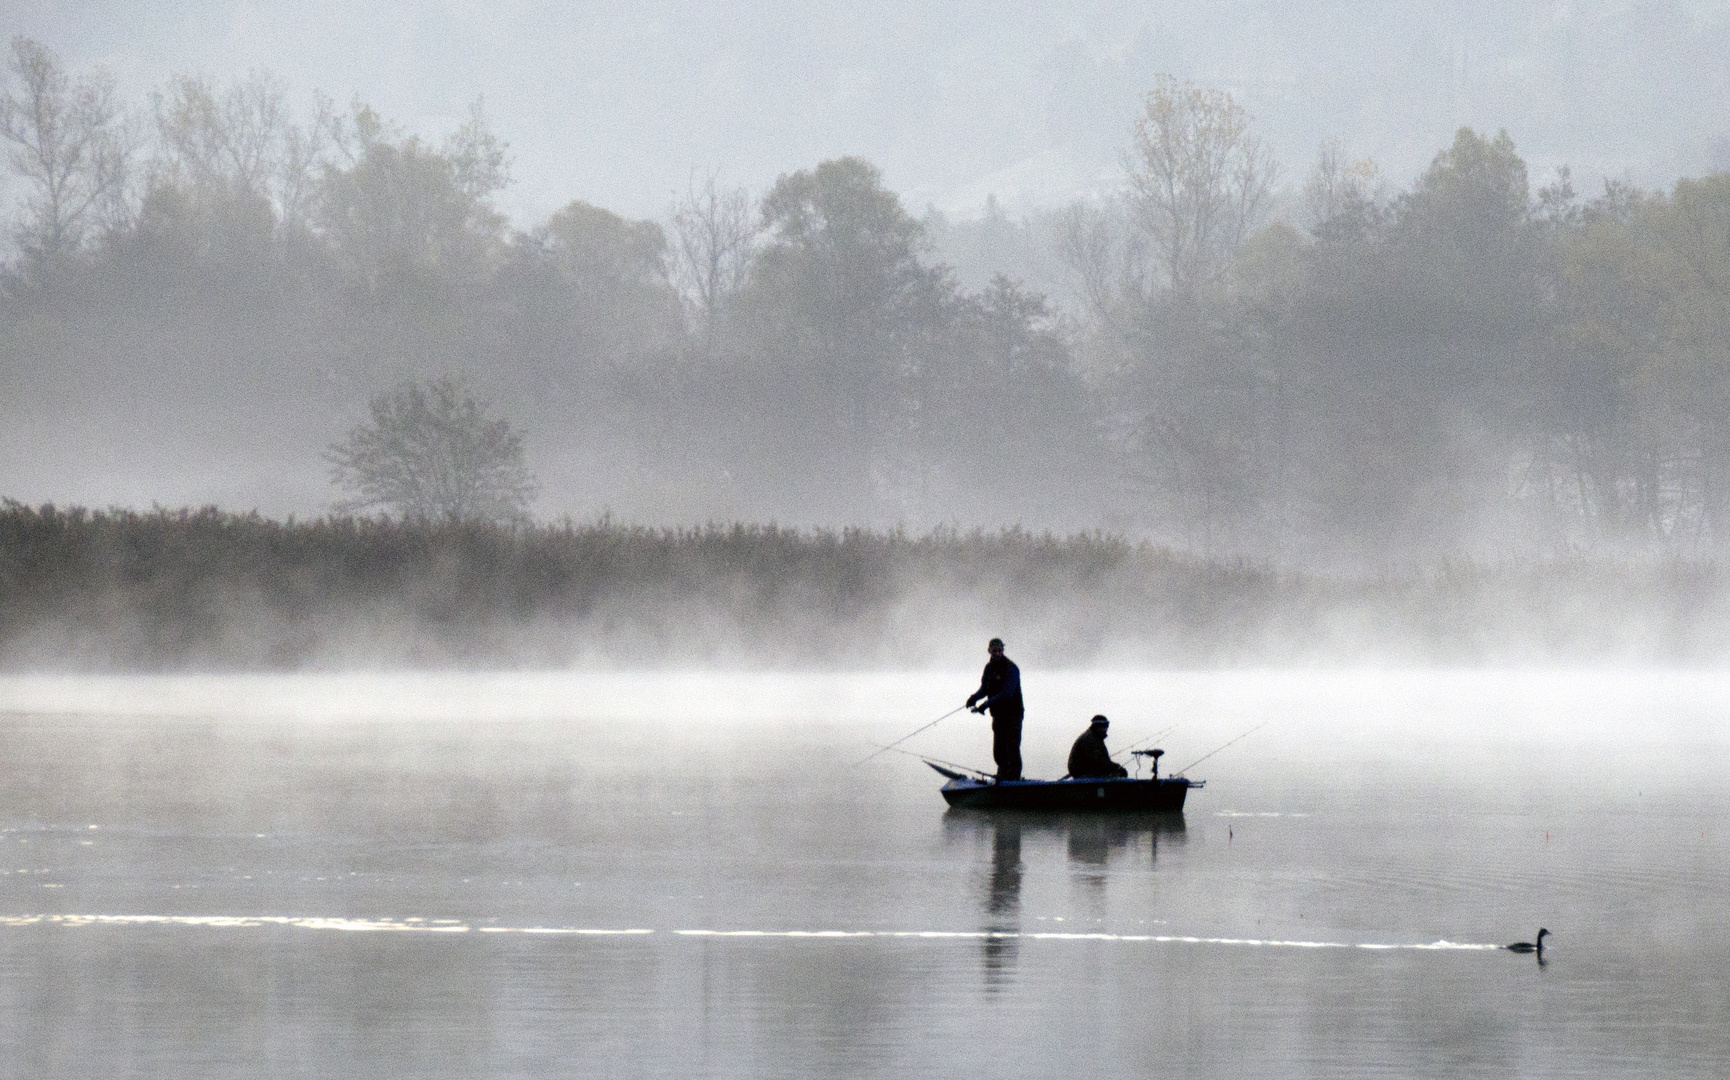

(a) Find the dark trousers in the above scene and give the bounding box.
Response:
[991,713,1023,782]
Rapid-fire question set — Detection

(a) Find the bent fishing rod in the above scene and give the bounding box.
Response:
[1172,721,1269,776]
[853,704,970,766]
[863,741,996,781]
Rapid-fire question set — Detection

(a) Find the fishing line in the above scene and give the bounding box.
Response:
[862,742,994,780]
[853,704,969,766]
[1106,681,1210,763]
[1113,723,1181,762]
[1173,722,1269,775]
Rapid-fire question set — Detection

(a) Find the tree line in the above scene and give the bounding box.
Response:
[4,37,1729,560]
[1068,92,1730,559]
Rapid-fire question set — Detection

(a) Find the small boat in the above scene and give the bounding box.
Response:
[928,762,1201,812]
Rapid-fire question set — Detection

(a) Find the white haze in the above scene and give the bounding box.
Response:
[11,0,1730,228]
[3,669,1726,808]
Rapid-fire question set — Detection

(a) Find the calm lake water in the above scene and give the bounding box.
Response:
[1,669,1726,1078]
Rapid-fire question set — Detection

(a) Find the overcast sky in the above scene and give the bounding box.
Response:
[9,1,1730,227]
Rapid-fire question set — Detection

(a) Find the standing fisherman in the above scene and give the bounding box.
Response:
[965,637,1024,782]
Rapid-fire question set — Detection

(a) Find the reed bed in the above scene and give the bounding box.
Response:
[2,501,1726,670]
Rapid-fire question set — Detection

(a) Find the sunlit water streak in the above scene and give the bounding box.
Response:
[0,913,1505,949]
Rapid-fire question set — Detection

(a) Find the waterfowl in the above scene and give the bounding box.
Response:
[1506,928,1550,953]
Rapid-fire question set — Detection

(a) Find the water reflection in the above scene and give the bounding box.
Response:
[1065,813,1187,891]
[978,818,1023,989]
[944,812,1187,989]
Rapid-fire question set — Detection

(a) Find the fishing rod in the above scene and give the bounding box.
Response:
[863,742,995,781]
[1110,685,1206,763]
[1172,721,1269,776]
[1112,723,1181,763]
[853,704,970,766]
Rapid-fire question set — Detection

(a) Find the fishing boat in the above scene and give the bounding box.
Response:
[927,762,1201,812]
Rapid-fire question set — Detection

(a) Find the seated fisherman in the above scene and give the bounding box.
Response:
[1067,715,1128,779]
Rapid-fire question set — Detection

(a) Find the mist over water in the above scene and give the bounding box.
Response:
[7,4,1730,1075]
[2,670,1726,1077]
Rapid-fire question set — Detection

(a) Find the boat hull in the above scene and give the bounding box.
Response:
[940,776,1197,812]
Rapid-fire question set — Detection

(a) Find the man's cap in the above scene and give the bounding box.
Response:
[1090,714,1109,727]
[988,637,1004,649]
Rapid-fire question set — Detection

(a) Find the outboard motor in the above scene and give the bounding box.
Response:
[1132,748,1164,778]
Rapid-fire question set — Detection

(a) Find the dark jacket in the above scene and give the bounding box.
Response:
[967,655,1023,719]
[1067,727,1127,779]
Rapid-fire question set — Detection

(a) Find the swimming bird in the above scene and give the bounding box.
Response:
[1506,928,1550,953]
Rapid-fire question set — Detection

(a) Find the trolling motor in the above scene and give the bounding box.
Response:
[1131,748,1164,779]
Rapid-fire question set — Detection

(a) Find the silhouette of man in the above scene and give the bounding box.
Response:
[966,637,1024,782]
[1067,715,1128,779]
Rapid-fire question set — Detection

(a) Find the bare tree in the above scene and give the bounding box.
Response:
[670,172,756,348]
[318,99,510,291]
[1057,200,1117,318]
[1302,138,1381,237]
[441,97,511,204]
[1056,197,1153,327]
[1125,75,1274,294]
[152,71,333,233]
[0,36,136,267]
[327,375,537,523]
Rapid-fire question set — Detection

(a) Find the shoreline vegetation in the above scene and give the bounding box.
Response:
[8,38,1730,558]
[3,502,1726,671]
